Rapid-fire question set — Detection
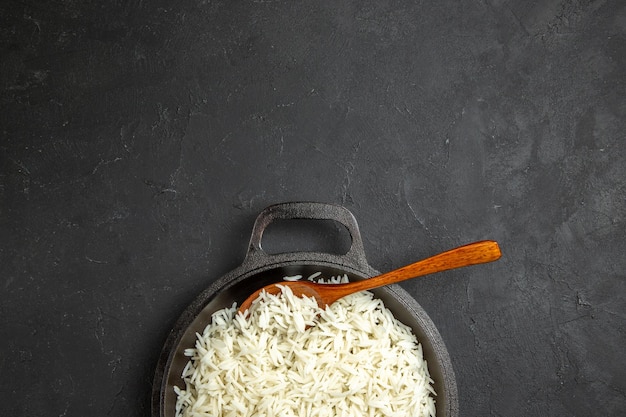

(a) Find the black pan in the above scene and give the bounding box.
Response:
[152,202,459,417]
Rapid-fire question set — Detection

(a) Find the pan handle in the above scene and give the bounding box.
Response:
[245,202,370,271]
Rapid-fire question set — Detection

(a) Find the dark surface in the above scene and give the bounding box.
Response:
[1,1,625,416]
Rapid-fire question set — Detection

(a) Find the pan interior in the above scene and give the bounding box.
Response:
[162,264,451,417]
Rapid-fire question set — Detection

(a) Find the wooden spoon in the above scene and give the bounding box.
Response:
[238,240,501,315]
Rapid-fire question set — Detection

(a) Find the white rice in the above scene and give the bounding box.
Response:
[174,274,436,417]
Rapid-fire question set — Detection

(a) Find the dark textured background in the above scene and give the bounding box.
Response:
[1,0,625,416]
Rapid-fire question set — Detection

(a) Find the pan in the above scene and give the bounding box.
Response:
[152,202,459,417]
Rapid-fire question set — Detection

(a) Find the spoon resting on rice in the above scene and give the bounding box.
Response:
[238,240,501,315]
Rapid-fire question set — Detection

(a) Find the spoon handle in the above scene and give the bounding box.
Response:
[329,240,501,298]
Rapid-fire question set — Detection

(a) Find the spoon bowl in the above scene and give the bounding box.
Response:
[238,240,501,315]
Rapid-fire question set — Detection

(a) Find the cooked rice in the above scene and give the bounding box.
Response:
[174,274,436,417]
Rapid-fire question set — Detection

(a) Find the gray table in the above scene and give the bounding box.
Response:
[2,1,625,416]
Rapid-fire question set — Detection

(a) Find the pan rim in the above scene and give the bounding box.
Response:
[152,255,458,417]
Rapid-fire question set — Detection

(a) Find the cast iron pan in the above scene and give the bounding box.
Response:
[152,202,459,417]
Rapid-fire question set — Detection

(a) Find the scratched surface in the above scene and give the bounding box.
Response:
[1,0,625,416]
